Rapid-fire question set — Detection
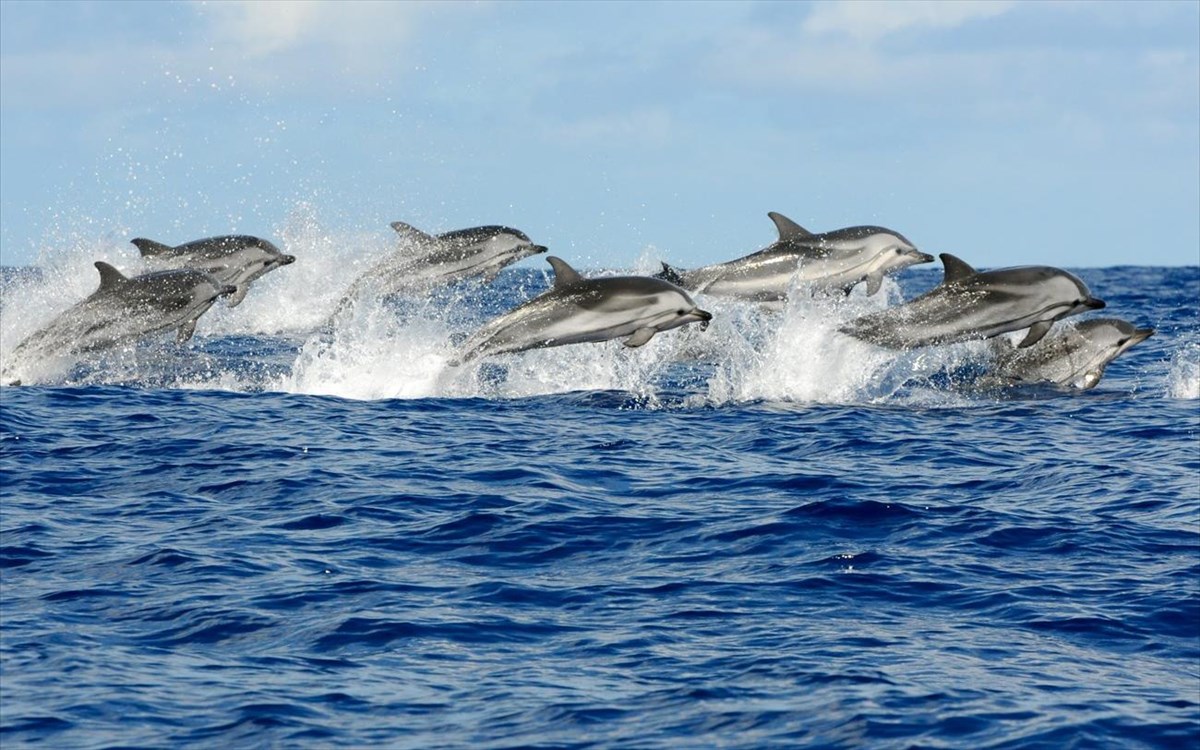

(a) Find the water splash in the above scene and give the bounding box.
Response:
[0,220,1182,404]
[1166,342,1199,400]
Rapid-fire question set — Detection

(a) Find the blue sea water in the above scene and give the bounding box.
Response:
[1,243,1198,748]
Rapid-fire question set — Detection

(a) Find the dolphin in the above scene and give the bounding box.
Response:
[5,262,235,382]
[342,222,547,303]
[656,211,933,304]
[131,234,295,307]
[450,256,713,365]
[985,318,1155,390]
[839,253,1106,349]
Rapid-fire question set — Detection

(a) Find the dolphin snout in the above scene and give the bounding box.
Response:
[694,308,713,331]
[530,245,549,255]
[279,254,297,265]
[1132,327,1155,344]
[219,284,238,297]
[913,251,935,264]
[1085,297,1106,310]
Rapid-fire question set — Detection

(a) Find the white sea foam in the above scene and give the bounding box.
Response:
[1166,343,1200,400]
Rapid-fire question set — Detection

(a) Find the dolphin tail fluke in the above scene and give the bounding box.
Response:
[1017,321,1053,348]
[131,238,174,257]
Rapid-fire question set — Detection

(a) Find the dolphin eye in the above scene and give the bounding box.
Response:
[677,308,686,315]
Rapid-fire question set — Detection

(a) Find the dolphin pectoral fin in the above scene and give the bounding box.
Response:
[624,328,657,348]
[177,320,198,344]
[865,272,883,296]
[226,285,249,308]
[1017,321,1053,348]
[130,238,174,257]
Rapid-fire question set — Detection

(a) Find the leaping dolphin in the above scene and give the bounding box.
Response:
[5,262,235,383]
[342,222,547,303]
[656,211,933,304]
[839,253,1106,349]
[985,318,1154,390]
[131,235,295,308]
[450,256,712,365]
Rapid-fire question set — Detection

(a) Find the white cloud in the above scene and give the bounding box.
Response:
[803,0,1016,44]
[199,0,326,57]
[190,0,486,91]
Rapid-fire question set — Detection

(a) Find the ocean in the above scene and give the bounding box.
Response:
[1,226,1197,749]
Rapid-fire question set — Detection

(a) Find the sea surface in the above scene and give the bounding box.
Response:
[1,229,1198,749]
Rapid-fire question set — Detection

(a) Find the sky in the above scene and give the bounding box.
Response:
[1,0,1197,270]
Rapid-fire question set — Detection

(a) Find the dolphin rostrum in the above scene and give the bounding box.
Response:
[450,256,713,365]
[985,318,1155,390]
[342,222,547,303]
[5,262,235,382]
[131,235,295,308]
[656,211,933,303]
[839,253,1105,349]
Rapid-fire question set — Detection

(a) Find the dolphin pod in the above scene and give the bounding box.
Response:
[3,212,1153,391]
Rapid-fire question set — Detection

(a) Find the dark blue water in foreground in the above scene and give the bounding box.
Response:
[2,265,1198,748]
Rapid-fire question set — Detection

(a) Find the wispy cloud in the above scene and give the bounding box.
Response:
[194,0,440,68]
[545,108,674,146]
[802,0,1016,44]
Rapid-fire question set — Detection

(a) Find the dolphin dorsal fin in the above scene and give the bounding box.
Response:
[546,256,582,289]
[130,238,174,257]
[768,212,812,240]
[390,221,437,244]
[94,261,128,290]
[658,262,685,286]
[939,253,977,284]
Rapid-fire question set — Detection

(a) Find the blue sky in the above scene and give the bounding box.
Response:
[1,0,1197,269]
